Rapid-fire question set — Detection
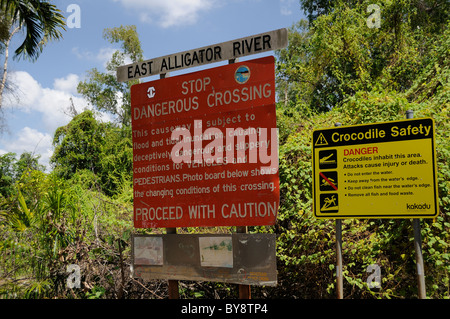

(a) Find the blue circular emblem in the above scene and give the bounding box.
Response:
[235,65,250,84]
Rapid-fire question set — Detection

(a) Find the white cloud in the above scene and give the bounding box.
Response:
[72,46,110,66]
[4,71,87,133]
[2,71,120,170]
[53,73,80,94]
[96,47,118,67]
[1,71,91,170]
[5,71,41,111]
[1,127,53,171]
[113,0,217,28]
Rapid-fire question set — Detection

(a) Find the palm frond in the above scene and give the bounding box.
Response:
[1,0,66,60]
[2,189,36,232]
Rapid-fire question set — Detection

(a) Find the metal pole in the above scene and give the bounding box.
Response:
[334,122,343,299]
[229,57,251,299]
[161,71,180,300]
[229,57,250,299]
[166,227,180,299]
[335,220,343,299]
[406,110,427,299]
[236,226,251,299]
[413,220,426,298]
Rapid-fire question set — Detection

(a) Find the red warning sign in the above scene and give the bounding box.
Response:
[131,56,279,228]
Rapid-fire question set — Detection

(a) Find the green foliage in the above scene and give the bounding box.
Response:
[270,91,449,298]
[0,152,44,197]
[0,152,16,197]
[262,0,450,299]
[276,20,318,112]
[3,189,36,232]
[0,11,10,44]
[77,25,142,126]
[51,110,132,196]
[51,110,104,179]
[103,25,144,63]
[0,167,137,299]
[280,0,449,112]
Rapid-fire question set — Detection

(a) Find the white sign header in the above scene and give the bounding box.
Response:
[116,28,288,82]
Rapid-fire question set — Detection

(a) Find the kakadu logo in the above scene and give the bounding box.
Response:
[406,203,431,210]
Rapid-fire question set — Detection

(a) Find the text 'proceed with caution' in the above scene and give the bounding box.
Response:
[312,118,438,219]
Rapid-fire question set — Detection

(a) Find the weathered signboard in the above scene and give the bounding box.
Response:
[132,233,277,286]
[312,118,438,219]
[117,28,288,82]
[131,56,279,228]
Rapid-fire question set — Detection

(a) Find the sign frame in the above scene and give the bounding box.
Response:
[312,118,439,219]
[132,233,278,286]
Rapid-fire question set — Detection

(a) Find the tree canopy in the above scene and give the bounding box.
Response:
[77,25,142,127]
[277,0,449,113]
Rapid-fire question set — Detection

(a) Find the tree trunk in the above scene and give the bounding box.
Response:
[0,24,20,110]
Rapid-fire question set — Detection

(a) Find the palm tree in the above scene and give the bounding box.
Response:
[1,0,66,60]
[0,0,66,110]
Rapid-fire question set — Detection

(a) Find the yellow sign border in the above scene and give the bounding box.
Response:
[312,118,439,219]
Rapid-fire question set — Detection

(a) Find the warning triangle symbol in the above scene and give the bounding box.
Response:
[315,133,328,146]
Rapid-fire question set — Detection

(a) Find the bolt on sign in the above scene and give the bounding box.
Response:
[131,56,279,228]
[312,118,439,219]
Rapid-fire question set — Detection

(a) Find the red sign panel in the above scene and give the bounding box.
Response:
[131,56,279,228]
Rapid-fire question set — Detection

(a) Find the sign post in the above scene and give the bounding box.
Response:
[406,110,426,299]
[333,123,343,299]
[160,69,180,299]
[413,218,426,298]
[228,57,252,299]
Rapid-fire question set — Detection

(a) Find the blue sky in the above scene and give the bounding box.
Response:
[1,0,305,170]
